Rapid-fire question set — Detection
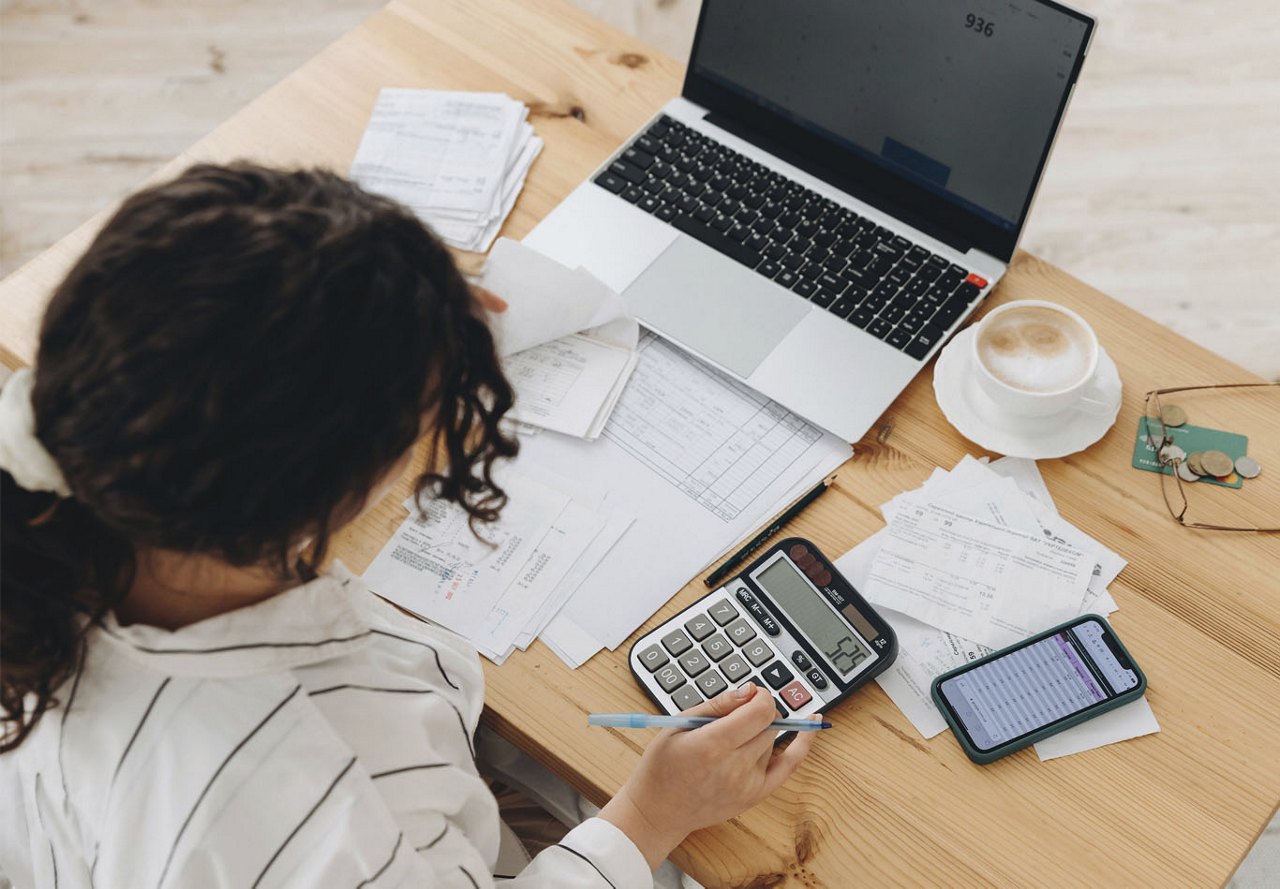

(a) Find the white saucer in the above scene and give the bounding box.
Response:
[932,327,1123,459]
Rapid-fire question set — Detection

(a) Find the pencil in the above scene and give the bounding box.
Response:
[588,714,832,731]
[703,475,835,587]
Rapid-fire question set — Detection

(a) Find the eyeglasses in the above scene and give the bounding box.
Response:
[1143,383,1280,532]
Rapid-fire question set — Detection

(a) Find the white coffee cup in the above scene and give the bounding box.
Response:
[970,300,1110,418]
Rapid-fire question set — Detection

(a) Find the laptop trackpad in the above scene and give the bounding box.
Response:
[622,237,809,378]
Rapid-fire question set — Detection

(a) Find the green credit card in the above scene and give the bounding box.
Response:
[1132,417,1247,489]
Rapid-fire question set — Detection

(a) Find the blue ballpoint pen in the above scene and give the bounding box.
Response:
[588,713,832,731]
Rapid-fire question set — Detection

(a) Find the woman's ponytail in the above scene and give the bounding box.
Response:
[1,471,133,751]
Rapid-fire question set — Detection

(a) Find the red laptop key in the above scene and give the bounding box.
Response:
[965,272,988,288]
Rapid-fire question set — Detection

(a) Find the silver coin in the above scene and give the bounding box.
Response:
[1234,455,1262,479]
[1159,444,1186,466]
[1176,462,1201,483]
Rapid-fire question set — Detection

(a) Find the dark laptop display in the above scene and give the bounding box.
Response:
[684,0,1093,260]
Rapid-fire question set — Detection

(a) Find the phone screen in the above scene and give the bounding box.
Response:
[935,619,1139,752]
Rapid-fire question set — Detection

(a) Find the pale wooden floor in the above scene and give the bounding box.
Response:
[0,1,1277,883]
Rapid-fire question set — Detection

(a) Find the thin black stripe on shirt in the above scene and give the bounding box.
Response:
[307,685,475,758]
[155,684,302,888]
[354,833,405,888]
[252,756,357,888]
[369,762,449,780]
[415,822,450,852]
[458,865,480,889]
[111,677,171,786]
[554,843,618,889]
[99,624,372,655]
[370,629,460,689]
[308,684,435,697]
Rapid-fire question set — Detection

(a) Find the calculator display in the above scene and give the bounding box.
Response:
[753,557,871,676]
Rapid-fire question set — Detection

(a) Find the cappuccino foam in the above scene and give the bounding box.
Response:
[976,306,1093,393]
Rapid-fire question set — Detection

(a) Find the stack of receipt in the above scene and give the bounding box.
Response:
[836,456,1160,761]
[363,467,634,664]
[350,89,541,252]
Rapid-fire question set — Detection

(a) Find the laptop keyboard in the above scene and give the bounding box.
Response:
[592,115,989,360]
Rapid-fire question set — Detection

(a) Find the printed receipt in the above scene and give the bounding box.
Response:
[866,503,1094,650]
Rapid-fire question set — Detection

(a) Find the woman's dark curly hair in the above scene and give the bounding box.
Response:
[1,162,518,750]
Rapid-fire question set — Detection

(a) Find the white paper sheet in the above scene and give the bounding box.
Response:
[867,502,1093,649]
[528,334,852,665]
[362,470,568,655]
[1034,697,1160,760]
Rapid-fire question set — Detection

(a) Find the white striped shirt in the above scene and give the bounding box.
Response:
[0,564,651,889]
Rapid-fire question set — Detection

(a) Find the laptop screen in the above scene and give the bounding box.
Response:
[688,0,1091,237]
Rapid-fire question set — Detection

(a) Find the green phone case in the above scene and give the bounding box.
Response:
[930,615,1147,765]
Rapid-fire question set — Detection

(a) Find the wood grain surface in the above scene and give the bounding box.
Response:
[1,1,1277,886]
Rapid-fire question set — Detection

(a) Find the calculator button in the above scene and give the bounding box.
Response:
[779,680,813,711]
[742,640,773,667]
[696,670,729,698]
[708,599,739,625]
[683,614,716,641]
[806,668,829,690]
[791,651,813,671]
[655,666,686,692]
[719,653,751,682]
[671,685,703,711]
[678,649,711,677]
[661,629,693,656]
[761,661,794,689]
[638,644,669,672]
[702,633,732,662]
[746,601,780,635]
[724,617,757,646]
[735,589,757,607]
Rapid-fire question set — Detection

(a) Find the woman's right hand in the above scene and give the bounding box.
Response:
[598,682,819,870]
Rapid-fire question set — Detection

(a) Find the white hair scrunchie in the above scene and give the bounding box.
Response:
[0,367,71,497]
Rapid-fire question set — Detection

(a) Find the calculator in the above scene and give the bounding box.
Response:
[628,538,897,724]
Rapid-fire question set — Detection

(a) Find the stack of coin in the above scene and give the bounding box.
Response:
[1157,403,1263,486]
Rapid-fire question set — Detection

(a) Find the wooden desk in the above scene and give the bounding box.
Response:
[2,1,1277,885]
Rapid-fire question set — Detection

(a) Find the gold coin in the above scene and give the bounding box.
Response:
[1186,452,1206,476]
[1160,404,1188,427]
[1201,450,1235,477]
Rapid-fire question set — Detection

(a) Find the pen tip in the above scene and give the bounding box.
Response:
[819,722,833,729]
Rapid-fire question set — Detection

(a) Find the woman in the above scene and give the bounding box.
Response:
[0,164,816,888]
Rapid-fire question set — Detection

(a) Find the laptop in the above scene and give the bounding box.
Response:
[524,0,1096,441]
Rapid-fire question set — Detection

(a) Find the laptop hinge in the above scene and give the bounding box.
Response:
[704,111,973,255]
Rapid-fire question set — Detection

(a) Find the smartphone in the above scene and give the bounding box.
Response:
[930,615,1146,764]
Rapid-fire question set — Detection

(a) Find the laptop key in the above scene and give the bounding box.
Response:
[776,269,799,288]
[886,326,913,350]
[636,134,661,154]
[830,294,860,318]
[849,307,876,329]
[638,195,660,214]
[955,281,982,303]
[710,214,733,232]
[758,259,781,279]
[816,272,848,295]
[868,317,894,340]
[621,185,643,204]
[656,205,677,222]
[810,287,837,308]
[623,147,655,169]
[609,160,647,184]
[671,214,760,267]
[793,279,817,299]
[594,171,627,194]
